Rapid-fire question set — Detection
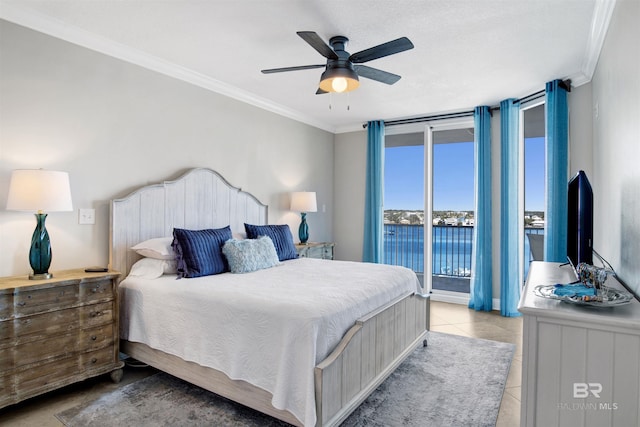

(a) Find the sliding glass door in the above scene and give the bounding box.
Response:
[427,121,475,297]
[384,119,474,300]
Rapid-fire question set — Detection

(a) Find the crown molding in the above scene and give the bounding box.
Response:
[0,3,337,134]
[577,0,617,86]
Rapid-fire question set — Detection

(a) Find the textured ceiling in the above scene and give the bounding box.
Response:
[0,0,609,133]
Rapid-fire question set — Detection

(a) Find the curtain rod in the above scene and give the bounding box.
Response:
[363,79,571,128]
[379,110,474,127]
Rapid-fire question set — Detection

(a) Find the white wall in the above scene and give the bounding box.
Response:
[0,20,334,277]
[590,0,640,296]
[333,130,367,261]
[568,82,593,177]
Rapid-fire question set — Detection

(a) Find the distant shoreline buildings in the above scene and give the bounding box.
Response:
[384,209,545,227]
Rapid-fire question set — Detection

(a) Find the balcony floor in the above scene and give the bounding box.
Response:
[432,275,470,293]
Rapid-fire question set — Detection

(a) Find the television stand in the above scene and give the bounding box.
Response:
[518,261,640,427]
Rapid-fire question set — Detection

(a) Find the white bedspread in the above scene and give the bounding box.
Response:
[119,258,421,426]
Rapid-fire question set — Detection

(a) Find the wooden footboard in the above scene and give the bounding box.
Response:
[314,291,430,426]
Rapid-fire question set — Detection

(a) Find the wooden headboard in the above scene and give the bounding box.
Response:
[109,168,268,277]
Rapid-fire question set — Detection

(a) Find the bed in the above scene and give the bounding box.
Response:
[109,168,429,427]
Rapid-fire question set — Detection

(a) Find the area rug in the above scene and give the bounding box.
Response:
[56,332,515,427]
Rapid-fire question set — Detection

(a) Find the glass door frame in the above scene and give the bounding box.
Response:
[385,117,475,301]
[520,99,546,283]
[425,118,475,299]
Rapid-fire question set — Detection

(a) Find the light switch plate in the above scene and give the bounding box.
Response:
[79,208,95,225]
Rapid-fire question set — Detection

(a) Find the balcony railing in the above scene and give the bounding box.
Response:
[384,224,472,277]
[384,223,545,278]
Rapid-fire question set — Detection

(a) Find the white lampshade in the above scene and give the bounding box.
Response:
[290,191,317,213]
[7,169,73,212]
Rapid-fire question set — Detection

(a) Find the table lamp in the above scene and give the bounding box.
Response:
[290,191,317,244]
[6,169,73,279]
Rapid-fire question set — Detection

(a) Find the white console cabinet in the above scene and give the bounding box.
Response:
[518,261,640,427]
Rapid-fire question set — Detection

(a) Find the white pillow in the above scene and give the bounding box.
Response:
[131,237,174,260]
[129,257,177,279]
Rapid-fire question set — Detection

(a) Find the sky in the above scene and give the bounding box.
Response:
[384,136,545,211]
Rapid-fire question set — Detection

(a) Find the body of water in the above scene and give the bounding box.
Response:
[383,224,542,278]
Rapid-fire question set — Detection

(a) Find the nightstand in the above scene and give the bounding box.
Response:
[0,269,124,409]
[295,242,335,260]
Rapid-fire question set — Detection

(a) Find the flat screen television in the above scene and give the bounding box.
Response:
[567,170,593,268]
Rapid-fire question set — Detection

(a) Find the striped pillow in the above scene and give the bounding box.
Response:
[244,223,298,261]
[172,226,232,278]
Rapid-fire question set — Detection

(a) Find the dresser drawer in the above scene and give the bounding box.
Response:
[1,331,78,369]
[322,245,334,259]
[2,322,114,370]
[79,323,115,352]
[14,354,80,394]
[306,246,324,258]
[79,279,114,304]
[0,291,11,320]
[82,346,117,371]
[13,284,78,316]
[0,373,12,407]
[0,320,11,346]
[0,347,10,374]
[296,243,334,260]
[80,302,114,328]
[0,302,114,348]
[0,308,78,347]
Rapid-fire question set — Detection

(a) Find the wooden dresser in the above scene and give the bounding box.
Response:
[0,269,124,409]
[295,242,335,260]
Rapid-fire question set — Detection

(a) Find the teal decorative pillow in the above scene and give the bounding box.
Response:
[222,236,281,274]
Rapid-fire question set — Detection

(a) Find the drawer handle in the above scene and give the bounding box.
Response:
[91,358,97,363]
[91,335,97,341]
[91,287,100,293]
[89,311,103,318]
[17,302,26,307]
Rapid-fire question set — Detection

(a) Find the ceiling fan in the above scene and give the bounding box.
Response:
[261,31,414,94]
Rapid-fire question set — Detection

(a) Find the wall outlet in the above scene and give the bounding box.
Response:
[79,208,95,225]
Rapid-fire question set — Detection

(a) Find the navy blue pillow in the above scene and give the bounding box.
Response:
[172,226,232,278]
[244,224,298,261]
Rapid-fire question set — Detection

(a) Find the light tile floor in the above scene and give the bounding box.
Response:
[1,300,522,426]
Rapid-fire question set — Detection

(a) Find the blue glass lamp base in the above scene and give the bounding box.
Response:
[298,213,309,244]
[29,213,53,280]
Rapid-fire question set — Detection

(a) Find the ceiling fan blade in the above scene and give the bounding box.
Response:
[297,31,338,59]
[261,64,325,74]
[354,65,401,85]
[349,37,414,63]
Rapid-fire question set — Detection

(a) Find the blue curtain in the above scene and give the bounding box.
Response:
[500,99,522,317]
[363,120,385,263]
[469,106,493,311]
[545,80,569,262]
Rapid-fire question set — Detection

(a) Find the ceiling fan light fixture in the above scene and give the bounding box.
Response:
[319,67,360,93]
